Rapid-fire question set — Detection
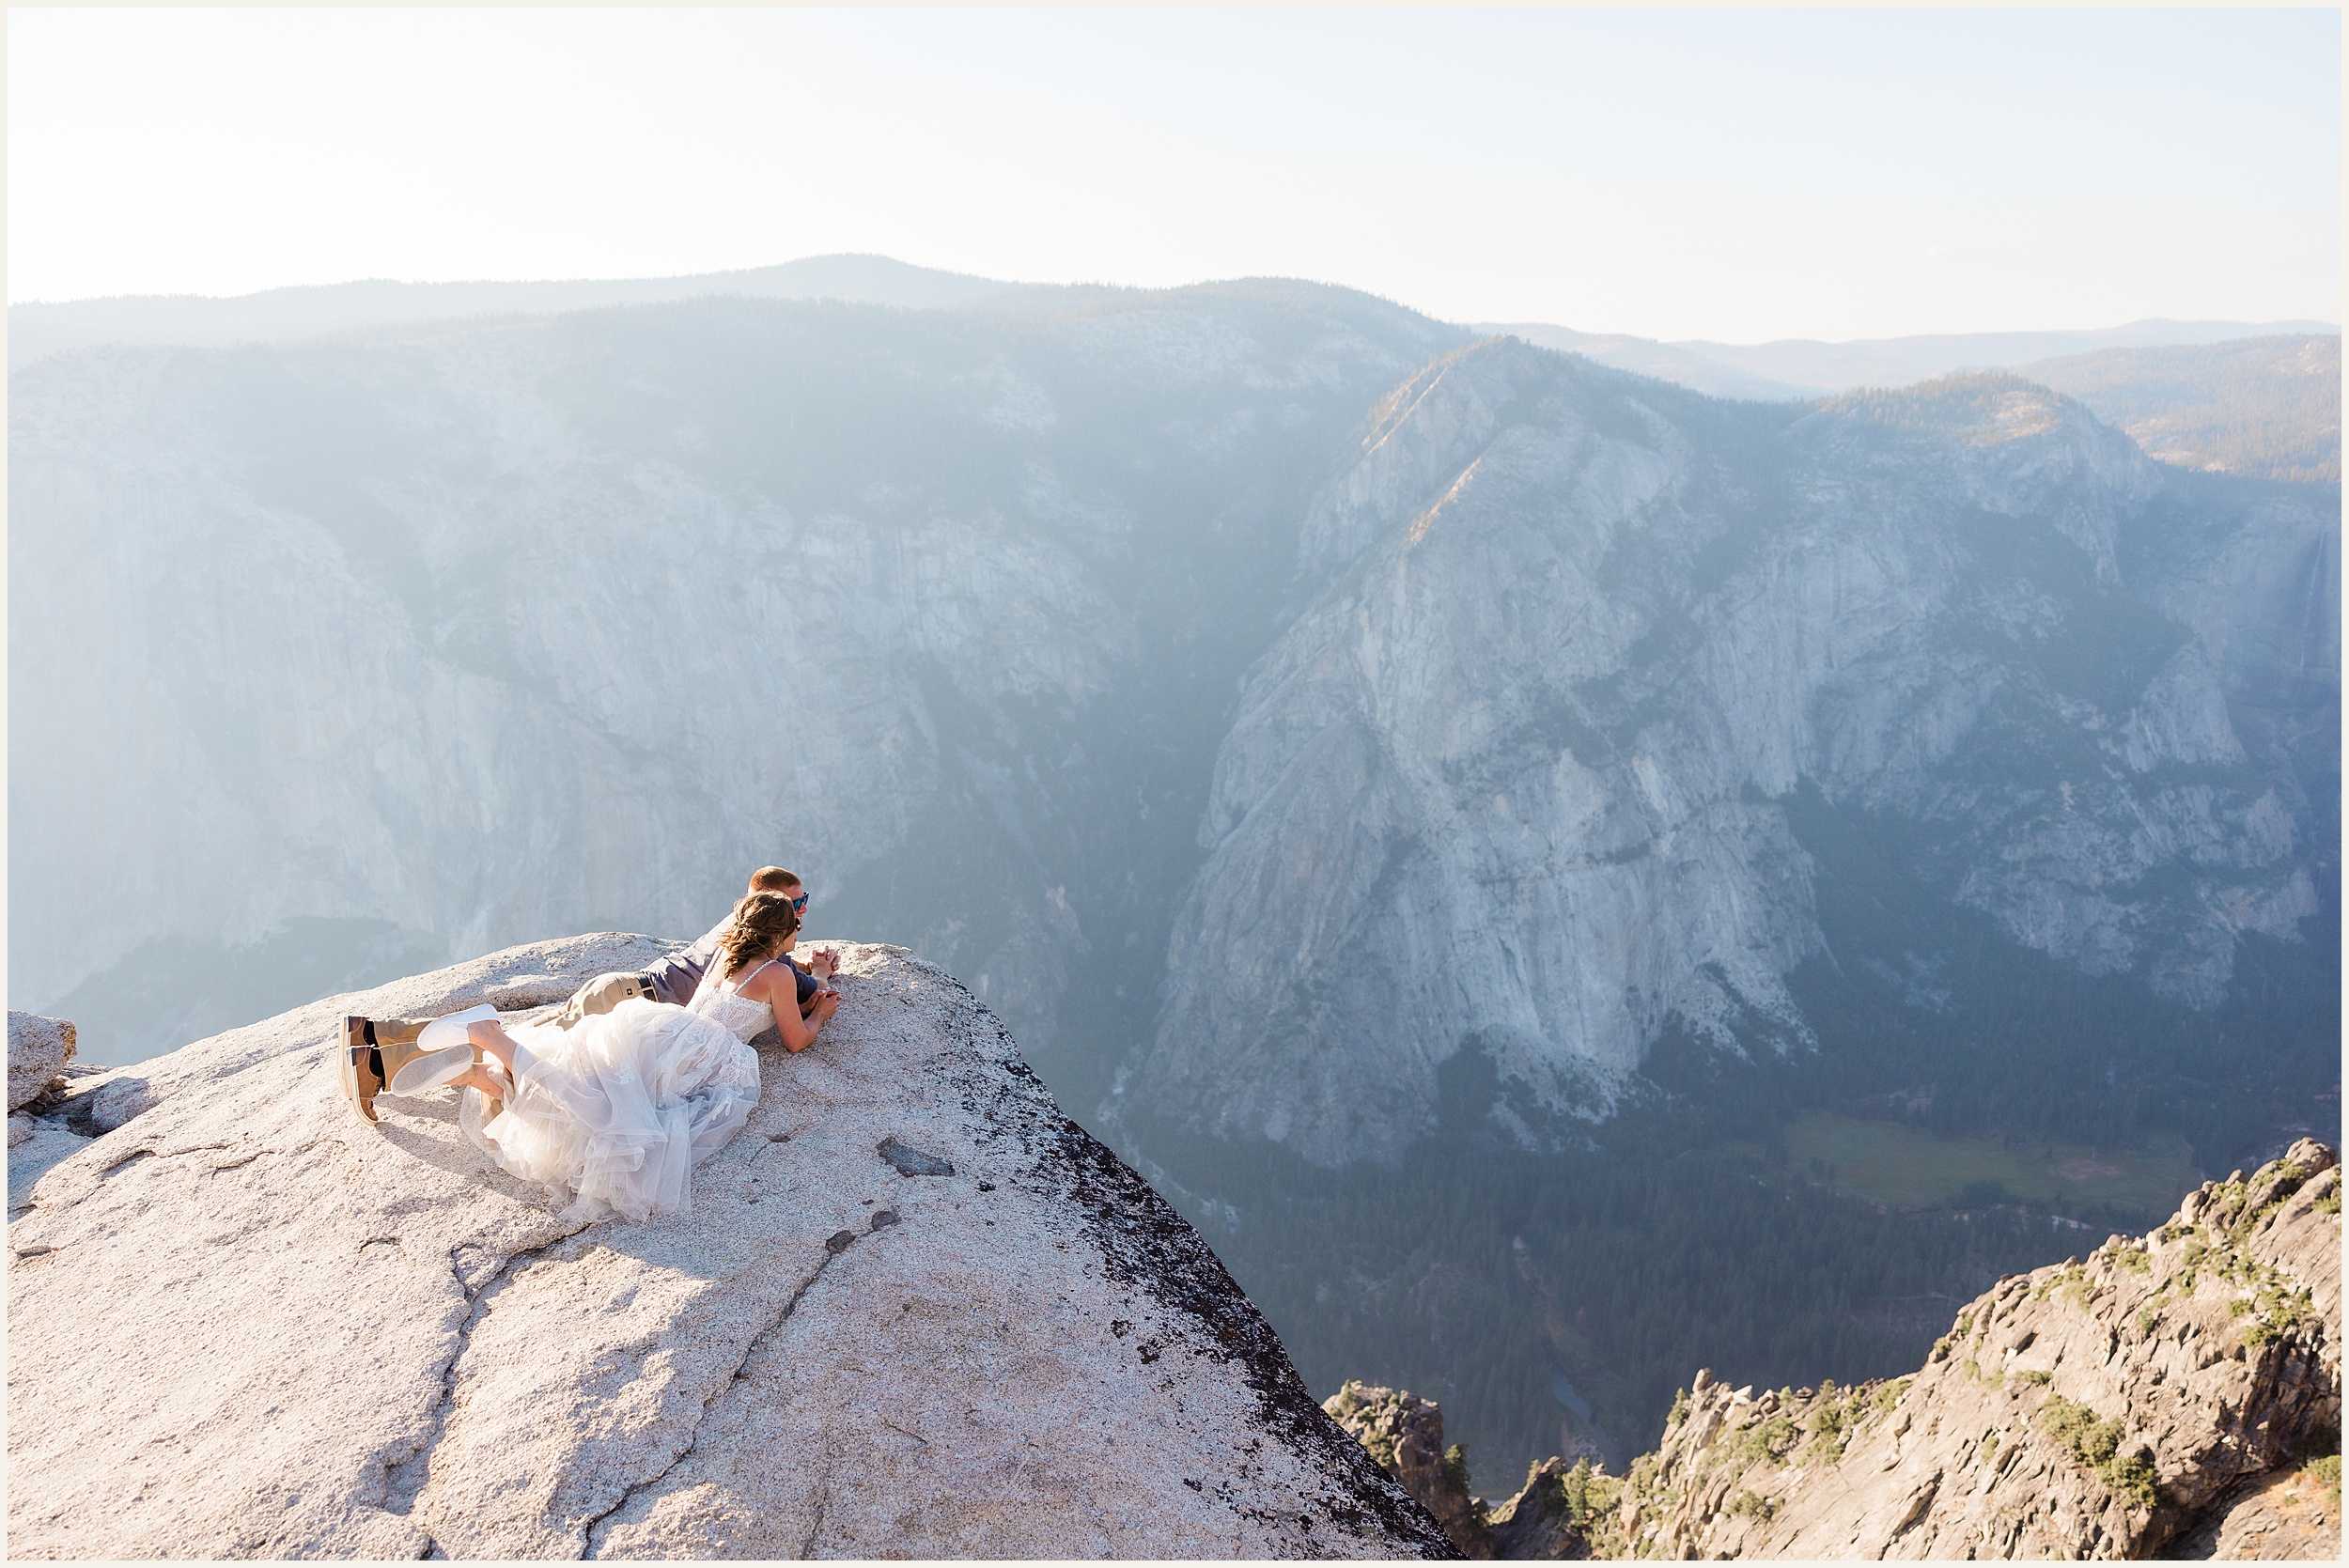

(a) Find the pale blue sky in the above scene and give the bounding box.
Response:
[8,7,2340,341]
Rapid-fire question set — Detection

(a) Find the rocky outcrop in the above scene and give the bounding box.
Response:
[1323,1381,1493,1556]
[2164,1451,2341,1559]
[1326,1142,2341,1560]
[1484,1457,1610,1560]
[7,939,670,1219]
[8,1013,76,1110]
[1320,1384,1629,1561]
[7,934,1453,1560]
[8,1065,120,1214]
[1605,1141,2341,1559]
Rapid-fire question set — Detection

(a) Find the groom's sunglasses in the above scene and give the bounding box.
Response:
[787,893,809,913]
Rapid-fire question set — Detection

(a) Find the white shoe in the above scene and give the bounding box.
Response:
[390,1004,500,1093]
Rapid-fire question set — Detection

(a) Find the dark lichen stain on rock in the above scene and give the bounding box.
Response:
[1035,1115,1462,1557]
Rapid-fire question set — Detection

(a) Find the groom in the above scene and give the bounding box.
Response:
[337,865,839,1123]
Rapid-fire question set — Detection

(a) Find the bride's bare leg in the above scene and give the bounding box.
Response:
[452,1063,504,1097]
[457,1020,514,1109]
[467,1018,520,1074]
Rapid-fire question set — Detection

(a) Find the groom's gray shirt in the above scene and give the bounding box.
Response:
[643,917,731,1007]
[644,918,820,1009]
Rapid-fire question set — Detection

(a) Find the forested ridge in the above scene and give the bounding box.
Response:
[2024,334,2341,484]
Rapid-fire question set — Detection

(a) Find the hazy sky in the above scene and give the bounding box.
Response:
[8,7,2340,342]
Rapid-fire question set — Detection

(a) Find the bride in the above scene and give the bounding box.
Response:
[418,890,838,1222]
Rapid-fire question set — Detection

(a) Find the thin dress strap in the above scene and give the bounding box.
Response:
[721,958,776,997]
[686,928,734,1010]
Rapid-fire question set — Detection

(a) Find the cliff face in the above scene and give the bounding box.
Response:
[1128,340,2334,1165]
[6,936,1451,1560]
[1603,1141,2341,1559]
[7,284,1464,1076]
[13,302,2332,1172]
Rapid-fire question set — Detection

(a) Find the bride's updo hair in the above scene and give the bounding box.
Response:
[720,890,801,975]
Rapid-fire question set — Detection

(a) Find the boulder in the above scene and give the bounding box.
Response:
[7,936,1452,1560]
[86,1076,158,1133]
[7,1012,75,1110]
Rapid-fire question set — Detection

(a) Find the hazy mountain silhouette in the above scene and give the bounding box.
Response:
[6,254,1037,371]
[1471,324,1812,401]
[1477,317,2341,400]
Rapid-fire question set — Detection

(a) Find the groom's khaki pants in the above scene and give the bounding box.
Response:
[367,971,654,1046]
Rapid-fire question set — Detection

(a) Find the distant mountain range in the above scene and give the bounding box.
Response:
[16,253,2336,394]
[20,257,2333,485]
[1472,320,2342,487]
[1477,318,2342,402]
[4,254,1041,371]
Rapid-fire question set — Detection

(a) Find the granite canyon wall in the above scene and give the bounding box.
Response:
[10,290,2334,1164]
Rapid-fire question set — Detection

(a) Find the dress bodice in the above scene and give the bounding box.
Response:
[689,960,781,1044]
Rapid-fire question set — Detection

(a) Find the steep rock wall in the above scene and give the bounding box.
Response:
[7,285,1465,1073]
[1129,341,2334,1164]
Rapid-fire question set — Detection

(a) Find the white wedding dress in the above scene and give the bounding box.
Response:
[461,959,775,1222]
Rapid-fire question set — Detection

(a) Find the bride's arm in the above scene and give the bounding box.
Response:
[750,965,835,1053]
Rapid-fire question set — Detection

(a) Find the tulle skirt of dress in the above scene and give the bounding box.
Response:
[459,997,762,1223]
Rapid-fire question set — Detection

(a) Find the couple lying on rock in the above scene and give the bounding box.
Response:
[334,866,841,1223]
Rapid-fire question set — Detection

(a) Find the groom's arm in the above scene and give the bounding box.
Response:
[786,955,824,1017]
